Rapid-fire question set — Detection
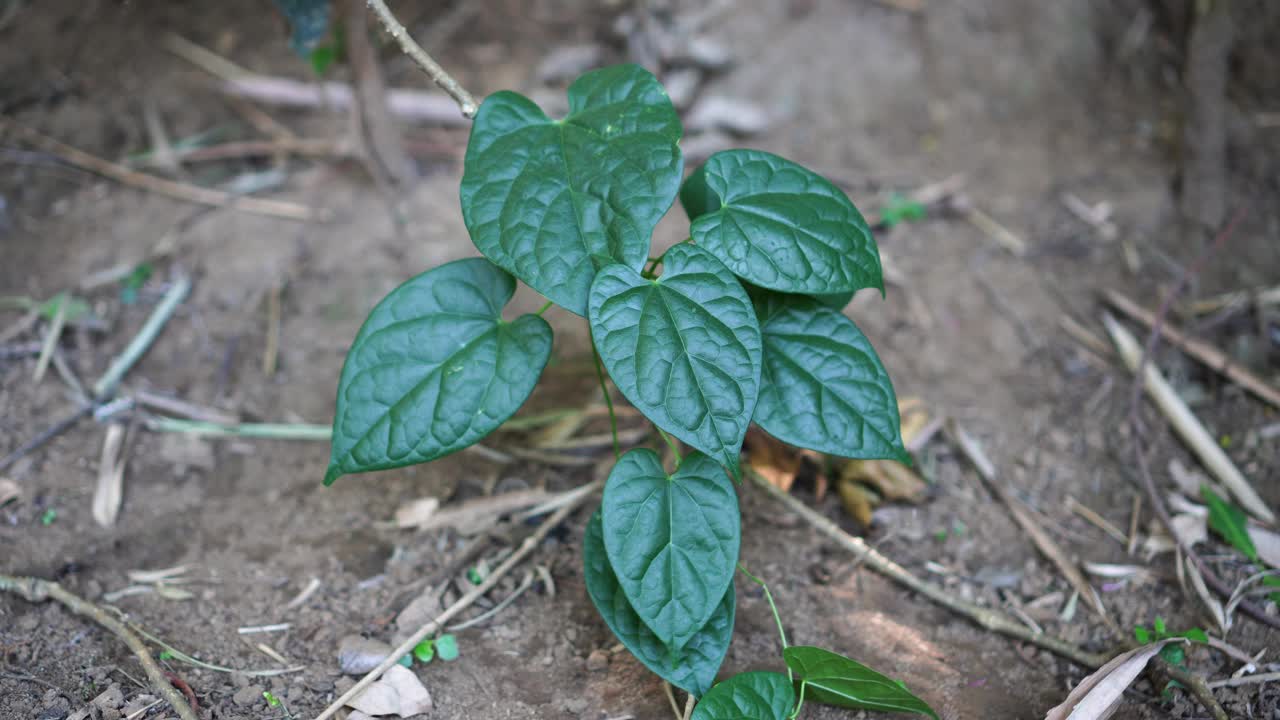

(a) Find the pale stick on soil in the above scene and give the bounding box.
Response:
[1102,288,1280,410]
[0,404,93,473]
[1188,285,1280,315]
[747,470,1110,670]
[93,275,191,399]
[132,389,239,425]
[1102,313,1274,524]
[1209,671,1280,689]
[31,292,67,383]
[313,478,604,720]
[0,575,199,720]
[0,118,318,221]
[945,421,1114,629]
[365,0,479,118]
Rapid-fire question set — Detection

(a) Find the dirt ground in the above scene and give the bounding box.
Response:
[2,1,1278,719]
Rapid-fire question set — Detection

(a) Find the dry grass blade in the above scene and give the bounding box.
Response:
[946,421,1112,627]
[93,424,128,528]
[1103,313,1275,523]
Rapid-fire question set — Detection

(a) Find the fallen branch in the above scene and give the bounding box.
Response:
[1102,288,1280,410]
[313,478,603,720]
[747,471,1110,670]
[0,404,93,473]
[221,75,468,126]
[0,575,199,720]
[1103,314,1273,523]
[365,0,478,118]
[0,118,318,221]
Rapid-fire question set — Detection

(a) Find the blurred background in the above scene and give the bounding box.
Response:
[1,1,1277,718]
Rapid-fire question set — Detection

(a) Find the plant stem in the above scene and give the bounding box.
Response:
[535,300,553,316]
[737,563,791,682]
[93,275,191,399]
[590,344,621,460]
[146,417,331,440]
[656,427,682,468]
[364,0,479,118]
[789,681,807,720]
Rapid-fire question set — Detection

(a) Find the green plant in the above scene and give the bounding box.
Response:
[326,64,932,719]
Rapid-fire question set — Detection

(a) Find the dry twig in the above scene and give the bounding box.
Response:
[313,478,602,720]
[1102,288,1280,410]
[0,118,317,221]
[0,575,199,720]
[748,471,1109,669]
[365,0,478,118]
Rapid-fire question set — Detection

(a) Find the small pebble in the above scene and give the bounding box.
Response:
[232,685,264,707]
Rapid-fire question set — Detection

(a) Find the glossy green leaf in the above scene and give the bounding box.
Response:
[752,291,907,462]
[783,646,937,718]
[691,672,796,720]
[589,243,762,473]
[1202,486,1257,561]
[812,290,854,310]
[583,510,734,697]
[326,258,552,485]
[681,149,883,296]
[460,64,683,315]
[601,449,740,651]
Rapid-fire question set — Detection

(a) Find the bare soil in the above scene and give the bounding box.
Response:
[2,1,1277,719]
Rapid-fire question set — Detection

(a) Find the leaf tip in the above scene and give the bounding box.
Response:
[323,465,343,487]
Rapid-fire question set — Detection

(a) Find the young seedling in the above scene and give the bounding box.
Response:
[327,64,935,719]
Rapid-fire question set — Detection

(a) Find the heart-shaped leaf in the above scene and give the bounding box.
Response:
[460,64,683,316]
[601,449,740,651]
[589,243,762,473]
[783,646,937,718]
[583,510,734,697]
[326,258,552,485]
[691,671,796,720]
[752,291,907,462]
[681,149,882,296]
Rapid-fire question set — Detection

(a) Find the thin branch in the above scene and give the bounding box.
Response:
[748,470,1110,670]
[313,478,602,720]
[0,118,319,221]
[0,575,199,720]
[365,0,479,118]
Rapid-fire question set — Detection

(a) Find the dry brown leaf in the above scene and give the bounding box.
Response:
[841,459,927,503]
[346,664,432,717]
[835,479,874,527]
[744,428,803,493]
[1044,640,1174,720]
[897,396,930,446]
[0,477,20,507]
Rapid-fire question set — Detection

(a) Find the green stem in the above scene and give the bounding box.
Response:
[535,300,553,316]
[146,417,331,440]
[737,564,791,682]
[590,344,621,460]
[789,681,806,719]
[656,427,682,469]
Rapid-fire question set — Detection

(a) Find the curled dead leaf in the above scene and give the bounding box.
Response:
[346,664,432,717]
[1044,640,1176,720]
[840,459,926,504]
[745,428,802,493]
[835,479,875,527]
